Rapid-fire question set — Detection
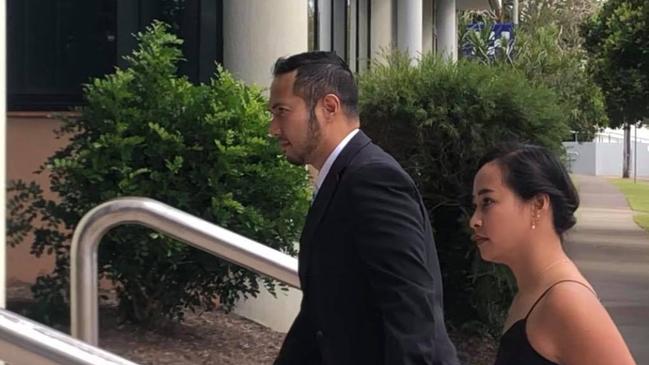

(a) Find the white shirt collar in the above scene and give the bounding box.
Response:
[314,129,360,195]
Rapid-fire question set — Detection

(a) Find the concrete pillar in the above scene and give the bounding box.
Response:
[315,0,346,58]
[397,0,423,60]
[223,0,308,87]
[436,0,457,61]
[332,0,346,58]
[349,0,358,72]
[423,0,435,54]
[512,0,519,25]
[370,0,395,60]
[223,0,307,332]
[0,0,6,309]
[317,0,332,51]
[357,0,370,71]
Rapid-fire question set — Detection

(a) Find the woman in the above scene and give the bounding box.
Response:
[470,144,636,365]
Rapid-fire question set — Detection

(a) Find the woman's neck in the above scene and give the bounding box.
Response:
[507,235,569,291]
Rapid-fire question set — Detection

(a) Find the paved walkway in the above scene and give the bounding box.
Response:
[565,175,649,364]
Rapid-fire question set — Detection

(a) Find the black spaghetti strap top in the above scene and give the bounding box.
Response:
[494,280,596,365]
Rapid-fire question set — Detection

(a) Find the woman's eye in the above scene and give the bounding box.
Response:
[482,198,494,208]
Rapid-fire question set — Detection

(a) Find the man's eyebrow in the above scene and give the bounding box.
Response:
[270,103,289,110]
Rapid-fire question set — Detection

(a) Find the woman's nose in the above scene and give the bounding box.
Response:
[469,212,481,230]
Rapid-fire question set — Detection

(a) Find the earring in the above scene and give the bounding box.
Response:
[532,211,541,230]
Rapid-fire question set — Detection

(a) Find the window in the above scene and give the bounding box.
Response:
[8,0,117,110]
[308,0,318,51]
[154,0,223,84]
[8,0,223,111]
[313,0,370,72]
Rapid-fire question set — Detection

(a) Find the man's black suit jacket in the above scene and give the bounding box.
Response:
[275,131,459,365]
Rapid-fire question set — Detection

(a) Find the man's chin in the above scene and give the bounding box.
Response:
[285,155,306,166]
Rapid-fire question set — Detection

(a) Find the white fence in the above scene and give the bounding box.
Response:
[564,141,649,177]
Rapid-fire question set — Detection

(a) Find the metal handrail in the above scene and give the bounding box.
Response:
[0,307,139,365]
[71,197,300,346]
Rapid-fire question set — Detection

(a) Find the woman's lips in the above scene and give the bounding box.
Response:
[472,235,489,246]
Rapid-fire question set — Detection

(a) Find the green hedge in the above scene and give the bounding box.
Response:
[359,53,569,333]
[8,21,310,325]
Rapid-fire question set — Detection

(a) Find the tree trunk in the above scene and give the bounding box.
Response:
[623,123,631,178]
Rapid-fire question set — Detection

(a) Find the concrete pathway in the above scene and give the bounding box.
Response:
[565,175,649,364]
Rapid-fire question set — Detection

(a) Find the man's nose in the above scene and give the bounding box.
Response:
[268,117,280,138]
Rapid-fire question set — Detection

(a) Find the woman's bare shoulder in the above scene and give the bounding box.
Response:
[528,281,636,365]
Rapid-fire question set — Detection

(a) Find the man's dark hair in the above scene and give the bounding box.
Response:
[273,51,358,118]
[478,143,580,236]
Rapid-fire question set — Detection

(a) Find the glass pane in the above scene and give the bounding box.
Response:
[8,0,223,109]
[8,0,117,99]
[308,0,316,51]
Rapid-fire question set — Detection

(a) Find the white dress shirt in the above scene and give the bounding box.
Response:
[313,129,360,198]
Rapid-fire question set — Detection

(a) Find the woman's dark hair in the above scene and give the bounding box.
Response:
[478,143,580,235]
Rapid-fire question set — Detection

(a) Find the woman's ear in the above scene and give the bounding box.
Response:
[530,194,550,230]
[534,193,551,212]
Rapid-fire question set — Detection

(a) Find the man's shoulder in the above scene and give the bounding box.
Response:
[345,143,415,186]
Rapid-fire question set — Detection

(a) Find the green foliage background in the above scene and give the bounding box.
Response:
[8,22,310,325]
[359,54,569,333]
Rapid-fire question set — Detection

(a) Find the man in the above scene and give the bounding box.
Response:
[269,51,459,365]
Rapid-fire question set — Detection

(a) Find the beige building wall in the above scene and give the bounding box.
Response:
[1,0,6,307]
[4,113,302,330]
[5,113,67,287]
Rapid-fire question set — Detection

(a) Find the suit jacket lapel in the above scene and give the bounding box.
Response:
[298,131,372,289]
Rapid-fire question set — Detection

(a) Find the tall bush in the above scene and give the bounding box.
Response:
[582,0,649,176]
[459,8,608,141]
[359,54,569,333]
[8,21,310,324]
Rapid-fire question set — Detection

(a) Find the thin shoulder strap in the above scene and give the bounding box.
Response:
[525,280,597,319]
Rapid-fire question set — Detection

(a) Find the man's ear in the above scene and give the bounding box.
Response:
[321,94,342,121]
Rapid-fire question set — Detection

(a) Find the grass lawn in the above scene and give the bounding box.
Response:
[636,214,649,231]
[610,179,649,232]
